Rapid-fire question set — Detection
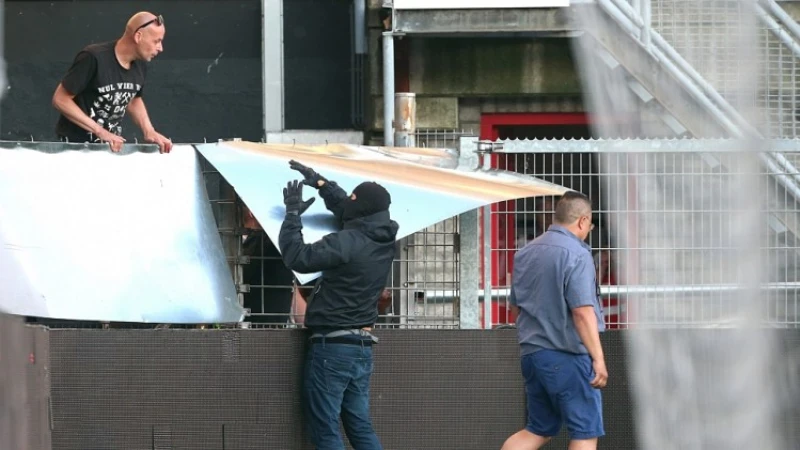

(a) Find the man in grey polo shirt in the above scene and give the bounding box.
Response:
[502,190,608,450]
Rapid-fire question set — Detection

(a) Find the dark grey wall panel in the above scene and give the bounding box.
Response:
[283,0,354,130]
[3,0,262,143]
[46,329,639,449]
[42,329,800,449]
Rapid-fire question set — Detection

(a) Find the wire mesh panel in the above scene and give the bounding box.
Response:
[649,0,800,139]
[485,140,800,329]
[379,129,471,329]
[238,229,302,328]
[200,154,243,290]
[488,148,616,327]
[386,218,461,329]
[414,128,474,150]
[232,201,461,329]
[234,199,462,330]
[650,1,758,98]
[757,4,800,140]
[238,131,468,329]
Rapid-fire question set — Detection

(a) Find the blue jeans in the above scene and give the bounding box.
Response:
[303,340,382,450]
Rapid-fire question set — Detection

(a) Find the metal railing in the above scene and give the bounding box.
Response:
[588,1,800,310]
[414,128,474,150]
[596,0,748,136]
[643,0,800,139]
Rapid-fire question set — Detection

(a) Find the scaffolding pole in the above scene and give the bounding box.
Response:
[382,31,395,147]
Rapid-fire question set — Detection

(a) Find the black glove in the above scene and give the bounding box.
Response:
[289,160,327,189]
[283,180,316,216]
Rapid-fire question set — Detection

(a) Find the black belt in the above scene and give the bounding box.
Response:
[309,336,373,346]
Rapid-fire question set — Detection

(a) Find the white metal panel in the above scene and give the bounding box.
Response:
[0,143,244,324]
[195,141,568,285]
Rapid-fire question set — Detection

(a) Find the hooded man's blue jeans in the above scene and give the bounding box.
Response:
[303,339,382,450]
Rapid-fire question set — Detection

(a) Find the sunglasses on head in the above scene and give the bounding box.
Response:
[136,14,164,32]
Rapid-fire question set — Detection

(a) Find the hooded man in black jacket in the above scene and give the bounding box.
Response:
[280,160,398,450]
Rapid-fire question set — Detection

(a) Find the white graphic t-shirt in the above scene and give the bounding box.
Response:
[56,40,147,143]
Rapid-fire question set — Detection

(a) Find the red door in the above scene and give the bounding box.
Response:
[478,113,590,327]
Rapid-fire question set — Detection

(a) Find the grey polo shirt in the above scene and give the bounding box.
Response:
[509,224,605,356]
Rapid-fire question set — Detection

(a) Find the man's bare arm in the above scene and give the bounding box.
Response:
[126,96,155,136]
[291,283,308,325]
[572,305,608,388]
[127,97,172,153]
[52,83,103,136]
[52,83,124,151]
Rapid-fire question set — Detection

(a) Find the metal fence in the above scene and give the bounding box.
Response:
[378,129,472,329]
[16,138,799,330]
[647,0,800,140]
[205,137,800,330]
[233,131,468,329]
[233,216,461,330]
[481,138,800,329]
[413,128,474,150]
[389,216,461,329]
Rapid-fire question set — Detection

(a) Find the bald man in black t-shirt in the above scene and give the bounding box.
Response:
[52,12,172,153]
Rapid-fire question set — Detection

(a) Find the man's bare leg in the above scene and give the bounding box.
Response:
[501,429,551,450]
[568,438,597,450]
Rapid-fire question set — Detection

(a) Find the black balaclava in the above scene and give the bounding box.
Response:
[342,181,391,222]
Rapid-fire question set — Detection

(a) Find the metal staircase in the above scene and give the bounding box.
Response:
[580,0,800,241]
[585,0,800,136]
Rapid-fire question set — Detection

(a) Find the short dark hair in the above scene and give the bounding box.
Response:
[554,190,592,225]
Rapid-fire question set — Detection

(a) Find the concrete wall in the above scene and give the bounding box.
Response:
[366,32,587,140]
[365,1,591,141]
[363,8,674,141]
[408,38,581,95]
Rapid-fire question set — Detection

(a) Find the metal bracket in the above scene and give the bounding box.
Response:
[477,140,503,153]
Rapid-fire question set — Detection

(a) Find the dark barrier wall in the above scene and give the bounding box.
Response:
[36,329,800,449]
[2,0,358,141]
[2,0,263,143]
[283,0,355,130]
[0,315,51,450]
[45,329,639,449]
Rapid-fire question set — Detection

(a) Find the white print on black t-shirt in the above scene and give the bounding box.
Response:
[89,82,142,136]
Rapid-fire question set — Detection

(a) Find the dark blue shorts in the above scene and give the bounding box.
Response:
[522,349,604,440]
